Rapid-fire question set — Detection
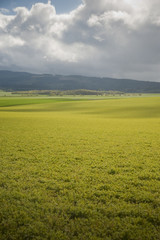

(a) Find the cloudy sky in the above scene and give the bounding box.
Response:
[0,0,160,81]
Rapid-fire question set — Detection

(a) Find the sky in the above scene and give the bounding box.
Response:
[0,0,160,81]
[0,0,82,14]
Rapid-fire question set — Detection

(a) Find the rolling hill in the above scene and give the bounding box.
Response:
[0,70,160,93]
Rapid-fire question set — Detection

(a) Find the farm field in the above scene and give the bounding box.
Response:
[0,96,160,240]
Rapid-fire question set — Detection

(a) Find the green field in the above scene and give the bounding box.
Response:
[0,96,160,240]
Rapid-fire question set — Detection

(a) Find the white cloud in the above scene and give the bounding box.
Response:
[0,8,10,14]
[0,35,25,48]
[0,0,160,81]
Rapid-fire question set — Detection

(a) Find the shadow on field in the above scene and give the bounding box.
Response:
[0,98,160,119]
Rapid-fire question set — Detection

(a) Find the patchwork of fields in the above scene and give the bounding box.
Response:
[0,96,160,240]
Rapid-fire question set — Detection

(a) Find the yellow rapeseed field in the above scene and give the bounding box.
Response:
[0,96,160,240]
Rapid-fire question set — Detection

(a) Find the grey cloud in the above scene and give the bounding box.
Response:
[0,0,160,81]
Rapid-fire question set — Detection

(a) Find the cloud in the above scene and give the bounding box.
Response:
[0,8,10,14]
[0,0,160,81]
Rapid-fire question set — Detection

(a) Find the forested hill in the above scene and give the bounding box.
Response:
[0,70,160,93]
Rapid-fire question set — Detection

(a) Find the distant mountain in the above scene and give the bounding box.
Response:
[0,70,160,93]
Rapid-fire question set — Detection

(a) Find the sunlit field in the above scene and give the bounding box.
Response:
[0,96,160,240]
